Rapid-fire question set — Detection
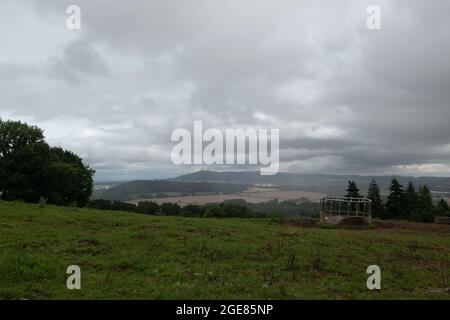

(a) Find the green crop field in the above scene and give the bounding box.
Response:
[0,200,449,300]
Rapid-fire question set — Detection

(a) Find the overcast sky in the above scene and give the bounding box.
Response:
[1,0,450,181]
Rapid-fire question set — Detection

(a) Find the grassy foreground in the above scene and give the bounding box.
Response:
[0,200,449,300]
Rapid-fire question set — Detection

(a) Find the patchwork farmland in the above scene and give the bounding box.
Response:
[128,188,325,206]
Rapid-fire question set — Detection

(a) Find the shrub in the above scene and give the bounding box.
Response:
[137,201,159,215]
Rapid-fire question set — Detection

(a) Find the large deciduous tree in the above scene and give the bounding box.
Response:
[0,119,94,206]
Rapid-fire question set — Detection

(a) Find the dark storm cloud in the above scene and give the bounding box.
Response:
[1,0,450,179]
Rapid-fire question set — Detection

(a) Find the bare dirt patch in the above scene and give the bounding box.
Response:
[373,220,450,233]
[279,218,318,228]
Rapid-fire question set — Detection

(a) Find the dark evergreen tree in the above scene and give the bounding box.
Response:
[436,199,450,217]
[405,181,419,220]
[418,185,433,210]
[415,185,435,222]
[344,180,362,214]
[345,181,362,198]
[385,178,406,219]
[367,179,383,218]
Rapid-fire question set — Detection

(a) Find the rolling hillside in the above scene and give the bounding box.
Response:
[92,180,247,201]
[0,200,449,299]
[92,171,450,203]
[173,170,450,195]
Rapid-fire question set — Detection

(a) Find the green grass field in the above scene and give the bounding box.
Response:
[0,200,449,300]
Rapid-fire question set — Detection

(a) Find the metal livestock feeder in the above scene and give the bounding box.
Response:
[320,196,372,225]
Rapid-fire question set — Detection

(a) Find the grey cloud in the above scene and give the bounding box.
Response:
[47,40,110,84]
[1,0,450,179]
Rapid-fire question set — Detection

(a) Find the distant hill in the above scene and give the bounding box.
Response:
[172,170,450,195]
[93,171,450,201]
[92,180,247,201]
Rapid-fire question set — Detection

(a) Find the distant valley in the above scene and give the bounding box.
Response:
[93,170,450,205]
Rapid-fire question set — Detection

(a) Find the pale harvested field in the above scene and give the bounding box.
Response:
[129,189,324,206]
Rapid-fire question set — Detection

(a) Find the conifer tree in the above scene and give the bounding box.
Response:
[367,179,383,218]
[386,178,406,219]
[436,199,450,216]
[416,185,435,222]
[405,181,419,219]
[345,181,362,198]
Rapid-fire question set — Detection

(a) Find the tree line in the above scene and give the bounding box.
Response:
[87,199,278,218]
[345,179,450,222]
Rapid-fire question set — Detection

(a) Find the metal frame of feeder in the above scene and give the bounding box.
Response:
[320,196,372,224]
